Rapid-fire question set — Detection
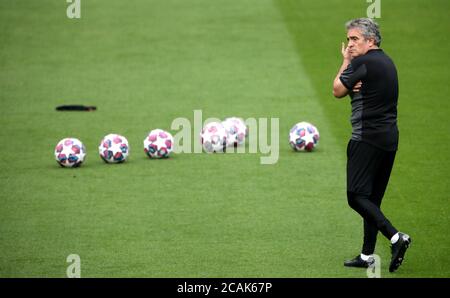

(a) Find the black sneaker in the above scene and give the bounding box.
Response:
[344,255,375,268]
[389,233,411,272]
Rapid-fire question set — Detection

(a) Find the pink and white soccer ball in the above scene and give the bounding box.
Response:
[98,134,129,163]
[144,129,174,158]
[289,122,320,152]
[222,117,247,146]
[54,138,86,168]
[200,122,228,153]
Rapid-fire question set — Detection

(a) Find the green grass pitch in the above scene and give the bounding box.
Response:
[0,0,449,277]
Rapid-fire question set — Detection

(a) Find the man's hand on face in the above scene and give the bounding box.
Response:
[341,42,352,62]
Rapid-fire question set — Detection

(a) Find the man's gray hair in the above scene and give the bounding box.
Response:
[345,18,381,46]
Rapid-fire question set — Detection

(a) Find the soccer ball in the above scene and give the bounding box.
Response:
[222,117,247,146]
[98,134,129,163]
[200,122,228,153]
[289,122,320,152]
[144,129,174,158]
[54,138,86,168]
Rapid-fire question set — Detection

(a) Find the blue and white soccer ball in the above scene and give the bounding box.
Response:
[289,122,320,152]
[200,122,228,153]
[99,134,129,163]
[54,137,86,168]
[144,129,174,158]
[222,117,247,147]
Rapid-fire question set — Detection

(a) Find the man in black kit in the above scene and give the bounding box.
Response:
[333,18,411,272]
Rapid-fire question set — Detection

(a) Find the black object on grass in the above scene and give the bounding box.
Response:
[56,105,97,111]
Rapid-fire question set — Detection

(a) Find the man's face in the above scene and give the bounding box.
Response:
[346,28,373,58]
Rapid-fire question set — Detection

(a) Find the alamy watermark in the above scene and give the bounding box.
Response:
[66,254,81,278]
[366,0,381,18]
[366,254,381,278]
[171,110,279,165]
[66,0,380,20]
[66,0,81,19]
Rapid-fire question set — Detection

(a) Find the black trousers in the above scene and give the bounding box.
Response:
[346,140,398,255]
